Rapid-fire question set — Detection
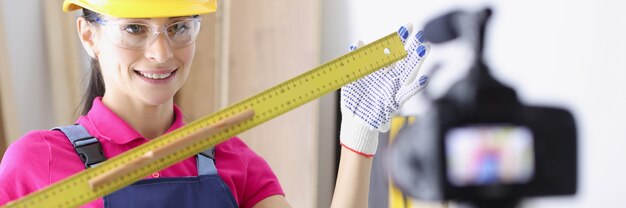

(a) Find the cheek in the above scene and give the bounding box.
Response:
[97,42,141,79]
[177,44,196,67]
[174,44,196,75]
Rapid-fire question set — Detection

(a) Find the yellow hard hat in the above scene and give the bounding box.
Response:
[63,0,217,18]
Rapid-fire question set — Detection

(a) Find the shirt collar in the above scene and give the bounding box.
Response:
[77,97,185,144]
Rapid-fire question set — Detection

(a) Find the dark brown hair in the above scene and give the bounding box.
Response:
[78,8,105,115]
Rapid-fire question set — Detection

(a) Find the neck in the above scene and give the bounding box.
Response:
[101,95,175,140]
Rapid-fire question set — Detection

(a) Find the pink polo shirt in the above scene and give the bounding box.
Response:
[0,98,284,207]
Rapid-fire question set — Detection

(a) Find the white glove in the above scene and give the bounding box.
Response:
[340,24,430,156]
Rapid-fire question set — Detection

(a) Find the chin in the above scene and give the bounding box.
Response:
[139,93,176,107]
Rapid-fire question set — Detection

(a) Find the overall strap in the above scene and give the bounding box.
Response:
[197,148,217,175]
[54,124,217,175]
[53,124,106,168]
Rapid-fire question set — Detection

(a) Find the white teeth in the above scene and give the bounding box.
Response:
[139,71,173,80]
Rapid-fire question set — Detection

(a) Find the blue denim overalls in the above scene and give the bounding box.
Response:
[54,125,238,207]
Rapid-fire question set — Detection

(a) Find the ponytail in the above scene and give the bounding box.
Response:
[78,8,105,115]
[79,58,105,115]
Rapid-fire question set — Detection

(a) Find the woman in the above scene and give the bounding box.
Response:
[0,0,429,207]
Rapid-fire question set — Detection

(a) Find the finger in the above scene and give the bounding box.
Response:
[397,75,429,105]
[416,42,428,58]
[390,29,428,77]
[349,40,365,52]
[400,42,431,86]
[397,23,413,44]
[415,29,426,44]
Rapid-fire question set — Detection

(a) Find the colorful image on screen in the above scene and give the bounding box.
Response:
[445,125,534,186]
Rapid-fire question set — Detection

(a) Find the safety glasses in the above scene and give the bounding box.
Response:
[93,16,202,50]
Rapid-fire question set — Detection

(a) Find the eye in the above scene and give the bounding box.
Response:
[167,21,190,34]
[121,24,147,34]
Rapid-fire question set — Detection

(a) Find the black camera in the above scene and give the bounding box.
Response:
[390,8,577,208]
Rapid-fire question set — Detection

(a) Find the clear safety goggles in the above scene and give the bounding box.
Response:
[94,16,202,50]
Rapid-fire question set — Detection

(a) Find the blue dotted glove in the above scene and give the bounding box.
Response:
[340,24,430,156]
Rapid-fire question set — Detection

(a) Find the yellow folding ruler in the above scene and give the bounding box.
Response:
[3,32,407,208]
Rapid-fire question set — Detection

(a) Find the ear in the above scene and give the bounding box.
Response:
[77,17,99,59]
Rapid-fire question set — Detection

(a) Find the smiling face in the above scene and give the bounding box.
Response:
[80,16,197,107]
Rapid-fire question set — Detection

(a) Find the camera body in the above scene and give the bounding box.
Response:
[392,62,577,203]
[390,8,577,205]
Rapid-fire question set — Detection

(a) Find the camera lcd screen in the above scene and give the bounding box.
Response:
[445,125,534,186]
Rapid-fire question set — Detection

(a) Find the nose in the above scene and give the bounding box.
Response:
[144,33,173,63]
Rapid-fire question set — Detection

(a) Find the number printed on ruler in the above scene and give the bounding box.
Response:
[3,32,407,208]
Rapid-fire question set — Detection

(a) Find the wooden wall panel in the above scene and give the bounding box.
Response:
[229,1,321,207]
[0,94,5,159]
[43,0,84,125]
[0,3,6,158]
[0,1,18,157]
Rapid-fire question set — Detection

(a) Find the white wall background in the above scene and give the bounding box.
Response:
[322,0,626,207]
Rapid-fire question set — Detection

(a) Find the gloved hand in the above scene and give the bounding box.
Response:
[340,24,430,156]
